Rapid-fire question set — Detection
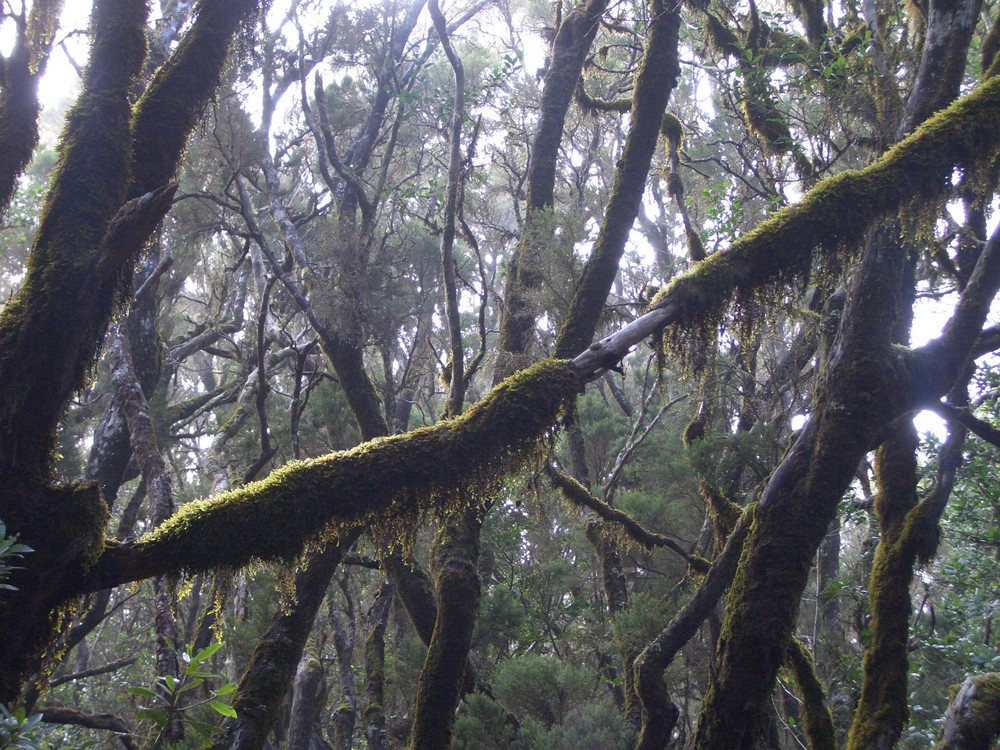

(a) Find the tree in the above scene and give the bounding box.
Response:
[3,0,1000,748]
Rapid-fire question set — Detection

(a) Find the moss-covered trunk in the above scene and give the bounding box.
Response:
[0,0,259,703]
[494,0,609,373]
[362,582,393,750]
[0,0,149,701]
[213,537,354,750]
[409,510,483,750]
[0,0,62,216]
[690,213,925,749]
[553,0,682,358]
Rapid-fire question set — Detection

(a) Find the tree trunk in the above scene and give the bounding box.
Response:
[409,511,483,749]
[362,582,393,750]
[935,674,1000,750]
[214,537,355,750]
[287,657,330,750]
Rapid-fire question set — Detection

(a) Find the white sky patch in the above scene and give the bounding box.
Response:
[521,35,547,79]
[913,409,947,437]
[910,293,955,347]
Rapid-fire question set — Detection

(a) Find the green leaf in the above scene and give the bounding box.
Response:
[215,683,237,696]
[209,701,237,718]
[190,642,223,666]
[175,677,205,694]
[127,687,159,699]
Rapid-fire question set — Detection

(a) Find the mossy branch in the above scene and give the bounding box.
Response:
[129,0,260,198]
[547,465,705,569]
[783,637,837,750]
[84,360,581,592]
[647,74,1000,348]
[574,80,632,113]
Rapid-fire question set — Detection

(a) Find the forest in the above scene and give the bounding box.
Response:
[1,0,999,747]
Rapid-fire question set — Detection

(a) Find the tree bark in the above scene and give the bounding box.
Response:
[0,0,62,215]
[214,537,355,750]
[409,511,483,749]
[287,657,330,750]
[362,582,393,750]
[935,673,1000,750]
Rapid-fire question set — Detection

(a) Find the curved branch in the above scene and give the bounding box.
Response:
[40,707,137,750]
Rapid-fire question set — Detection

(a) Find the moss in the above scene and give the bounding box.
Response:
[845,527,915,750]
[648,74,1000,367]
[410,510,483,749]
[937,674,1000,750]
[0,0,147,484]
[130,0,260,198]
[109,360,580,579]
[783,637,836,750]
[552,0,681,359]
[703,12,741,58]
[742,95,794,155]
[694,480,841,748]
[983,15,1000,74]
[660,112,683,147]
[575,81,632,113]
[962,675,1000,739]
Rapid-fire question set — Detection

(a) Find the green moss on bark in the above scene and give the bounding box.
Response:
[93,360,581,585]
[935,673,1000,750]
[648,74,1000,366]
[784,637,836,750]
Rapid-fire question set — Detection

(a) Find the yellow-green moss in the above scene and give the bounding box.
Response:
[660,112,683,147]
[783,637,836,750]
[648,74,1000,368]
[125,360,581,577]
[742,95,794,155]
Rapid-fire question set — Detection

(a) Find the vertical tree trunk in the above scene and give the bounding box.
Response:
[362,582,393,750]
[409,512,483,749]
[329,584,357,750]
[287,657,330,750]
[109,328,184,746]
[214,536,357,750]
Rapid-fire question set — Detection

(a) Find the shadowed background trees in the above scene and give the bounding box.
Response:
[2,0,1000,748]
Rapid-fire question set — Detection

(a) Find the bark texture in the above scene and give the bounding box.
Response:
[935,674,1000,750]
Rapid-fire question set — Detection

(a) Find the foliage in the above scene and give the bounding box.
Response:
[0,706,44,750]
[2,0,1000,747]
[0,522,31,592]
[128,642,237,744]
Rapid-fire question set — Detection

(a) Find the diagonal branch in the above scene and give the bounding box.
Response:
[644,74,1000,345]
[548,465,704,567]
[83,360,582,593]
